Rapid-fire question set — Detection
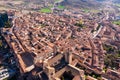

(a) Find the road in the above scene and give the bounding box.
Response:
[92,0,117,39]
[92,25,104,39]
[52,0,64,12]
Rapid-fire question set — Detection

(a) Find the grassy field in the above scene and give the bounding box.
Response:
[40,8,52,13]
[81,8,99,13]
[58,5,65,9]
[112,20,120,26]
[114,4,120,8]
[83,8,90,13]
[55,0,60,2]
[90,9,99,13]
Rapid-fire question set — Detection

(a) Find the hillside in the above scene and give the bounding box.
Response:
[62,0,103,9]
[0,0,105,11]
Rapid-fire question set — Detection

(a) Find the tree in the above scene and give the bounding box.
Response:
[0,40,2,48]
[61,76,64,80]
[104,54,118,68]
[74,22,85,28]
[0,17,4,27]
[103,44,114,53]
[0,12,8,23]
[0,11,9,28]
[4,20,12,28]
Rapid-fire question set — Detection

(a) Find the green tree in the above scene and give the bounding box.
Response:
[0,12,8,23]
[4,20,12,28]
[61,76,64,80]
[0,40,2,48]
[104,54,118,68]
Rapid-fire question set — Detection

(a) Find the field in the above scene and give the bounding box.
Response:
[40,8,52,13]
[83,9,90,13]
[114,4,120,8]
[112,20,120,26]
[55,0,61,2]
[58,5,65,9]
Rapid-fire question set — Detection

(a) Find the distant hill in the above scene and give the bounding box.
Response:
[62,0,102,9]
[113,0,120,3]
[0,0,108,11]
